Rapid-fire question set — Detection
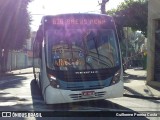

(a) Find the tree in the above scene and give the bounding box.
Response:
[98,0,109,14]
[107,0,148,36]
[100,0,148,68]
[0,0,31,72]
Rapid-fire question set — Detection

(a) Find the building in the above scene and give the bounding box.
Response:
[26,31,36,66]
[26,31,36,50]
[6,31,36,71]
[147,0,160,87]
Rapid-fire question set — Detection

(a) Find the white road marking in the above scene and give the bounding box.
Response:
[0,101,17,106]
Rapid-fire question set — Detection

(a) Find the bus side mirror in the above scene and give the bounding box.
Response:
[36,29,43,43]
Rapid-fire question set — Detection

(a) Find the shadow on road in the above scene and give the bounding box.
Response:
[30,79,149,120]
[123,73,146,83]
[0,75,34,113]
[0,76,27,89]
[123,71,160,101]
[124,86,160,103]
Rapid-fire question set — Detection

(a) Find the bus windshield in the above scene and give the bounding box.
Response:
[46,28,120,71]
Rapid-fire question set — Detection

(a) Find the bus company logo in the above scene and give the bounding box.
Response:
[75,71,98,74]
[2,112,11,117]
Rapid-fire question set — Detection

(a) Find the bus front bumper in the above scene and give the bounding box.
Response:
[44,80,123,104]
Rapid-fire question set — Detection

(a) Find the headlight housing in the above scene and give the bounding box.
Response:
[111,70,121,85]
[48,74,60,88]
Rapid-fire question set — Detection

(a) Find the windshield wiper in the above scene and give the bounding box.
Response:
[93,37,100,59]
[88,54,112,67]
[88,51,113,66]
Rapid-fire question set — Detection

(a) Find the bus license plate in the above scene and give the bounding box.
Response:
[82,91,95,97]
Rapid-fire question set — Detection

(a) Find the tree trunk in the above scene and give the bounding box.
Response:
[100,0,109,14]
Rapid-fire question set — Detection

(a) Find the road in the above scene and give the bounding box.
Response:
[0,73,159,120]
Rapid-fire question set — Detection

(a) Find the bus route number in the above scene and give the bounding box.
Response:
[54,58,83,67]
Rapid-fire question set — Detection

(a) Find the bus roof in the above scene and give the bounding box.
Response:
[42,13,112,18]
[40,13,113,23]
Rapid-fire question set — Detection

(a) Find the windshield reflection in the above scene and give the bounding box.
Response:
[46,29,120,70]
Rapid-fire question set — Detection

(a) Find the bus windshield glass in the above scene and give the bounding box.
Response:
[46,28,120,71]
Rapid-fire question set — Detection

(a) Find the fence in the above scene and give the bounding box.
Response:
[6,51,33,71]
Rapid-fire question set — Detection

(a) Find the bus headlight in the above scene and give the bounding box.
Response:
[111,70,121,85]
[48,74,60,88]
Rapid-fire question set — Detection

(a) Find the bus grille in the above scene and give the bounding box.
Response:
[69,91,106,100]
[66,84,105,91]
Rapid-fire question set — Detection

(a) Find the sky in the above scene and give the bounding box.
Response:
[28,0,124,31]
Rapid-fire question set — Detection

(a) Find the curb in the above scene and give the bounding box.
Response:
[0,72,33,77]
[123,94,160,100]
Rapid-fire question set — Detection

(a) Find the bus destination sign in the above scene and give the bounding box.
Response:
[52,18,106,25]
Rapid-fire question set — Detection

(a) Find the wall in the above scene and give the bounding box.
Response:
[147,0,160,87]
[7,51,28,71]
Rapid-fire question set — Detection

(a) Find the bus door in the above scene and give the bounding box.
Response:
[33,29,43,81]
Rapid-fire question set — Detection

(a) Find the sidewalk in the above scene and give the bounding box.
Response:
[123,69,160,100]
[0,67,33,77]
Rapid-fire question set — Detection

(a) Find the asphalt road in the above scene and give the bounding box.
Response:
[0,73,159,120]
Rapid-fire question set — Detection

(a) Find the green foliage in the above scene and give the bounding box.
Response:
[107,0,148,37]
[0,0,32,72]
[0,0,32,50]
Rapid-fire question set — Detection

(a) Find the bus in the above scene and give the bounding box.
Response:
[33,13,123,104]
